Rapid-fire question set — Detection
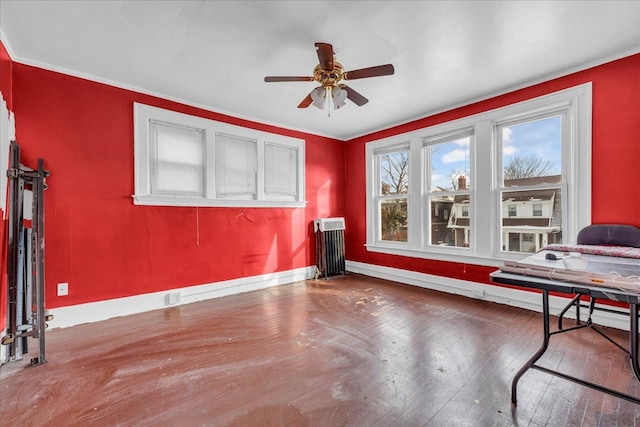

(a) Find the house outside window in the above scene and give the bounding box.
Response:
[425,129,472,248]
[498,112,564,253]
[365,83,591,264]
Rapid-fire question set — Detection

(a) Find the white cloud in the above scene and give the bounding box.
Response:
[503,145,518,156]
[431,173,450,190]
[502,128,513,145]
[442,148,468,164]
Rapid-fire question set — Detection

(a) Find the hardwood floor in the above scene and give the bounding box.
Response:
[1,274,639,426]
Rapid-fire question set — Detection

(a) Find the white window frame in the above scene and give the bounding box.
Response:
[0,93,15,215]
[423,128,473,250]
[373,143,411,246]
[532,203,543,217]
[365,83,591,266]
[134,103,305,208]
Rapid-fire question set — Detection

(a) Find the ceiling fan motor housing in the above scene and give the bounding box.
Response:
[314,62,344,88]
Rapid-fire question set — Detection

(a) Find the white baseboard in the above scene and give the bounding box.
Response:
[47,266,316,329]
[10,260,632,342]
[346,260,630,331]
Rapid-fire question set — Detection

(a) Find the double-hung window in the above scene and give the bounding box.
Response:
[424,129,473,248]
[366,83,591,264]
[374,144,410,243]
[498,112,565,253]
[134,103,305,207]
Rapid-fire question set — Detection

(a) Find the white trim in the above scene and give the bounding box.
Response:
[133,195,306,208]
[134,103,306,208]
[353,48,638,141]
[47,266,316,329]
[4,21,636,142]
[346,260,630,331]
[0,92,15,216]
[0,91,14,365]
[365,83,592,265]
[0,29,17,59]
[0,46,336,141]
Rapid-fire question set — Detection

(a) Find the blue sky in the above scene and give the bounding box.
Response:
[430,115,562,190]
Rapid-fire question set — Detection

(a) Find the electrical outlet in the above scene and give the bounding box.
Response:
[57,282,68,296]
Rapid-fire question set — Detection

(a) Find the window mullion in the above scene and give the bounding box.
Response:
[421,141,430,250]
[474,120,493,258]
[205,129,215,199]
[256,139,265,201]
[409,137,422,249]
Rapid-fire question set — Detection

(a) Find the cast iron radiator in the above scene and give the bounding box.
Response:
[314,217,346,279]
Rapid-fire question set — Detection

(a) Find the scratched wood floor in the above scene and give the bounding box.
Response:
[1,274,639,426]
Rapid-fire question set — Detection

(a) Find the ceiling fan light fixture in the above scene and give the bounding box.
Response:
[332,86,347,109]
[310,86,326,109]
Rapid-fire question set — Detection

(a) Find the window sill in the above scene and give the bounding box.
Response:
[133,195,306,208]
[365,243,505,268]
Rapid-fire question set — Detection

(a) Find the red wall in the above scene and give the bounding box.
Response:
[4,44,640,313]
[344,53,640,286]
[0,40,12,109]
[11,64,345,309]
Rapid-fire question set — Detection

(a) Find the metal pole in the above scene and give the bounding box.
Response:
[30,159,46,366]
[511,289,550,405]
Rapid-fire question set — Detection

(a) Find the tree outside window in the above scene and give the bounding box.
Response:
[378,150,409,242]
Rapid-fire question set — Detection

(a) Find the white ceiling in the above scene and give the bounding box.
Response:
[1,1,639,140]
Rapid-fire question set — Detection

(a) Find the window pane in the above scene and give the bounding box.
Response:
[502,115,562,185]
[151,121,204,195]
[265,143,298,197]
[378,148,409,243]
[380,198,408,242]
[429,196,454,246]
[379,150,409,195]
[501,188,562,253]
[445,194,471,247]
[215,133,257,198]
[428,134,471,192]
[533,203,542,216]
[425,131,472,248]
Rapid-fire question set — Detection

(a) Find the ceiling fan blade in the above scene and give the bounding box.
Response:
[342,85,369,106]
[344,64,395,80]
[297,93,313,108]
[315,42,334,71]
[264,76,314,82]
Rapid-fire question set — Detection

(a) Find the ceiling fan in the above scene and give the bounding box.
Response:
[264,42,395,111]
